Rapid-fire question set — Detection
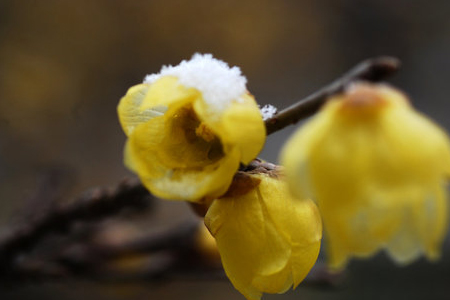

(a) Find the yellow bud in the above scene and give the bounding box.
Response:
[205,172,322,300]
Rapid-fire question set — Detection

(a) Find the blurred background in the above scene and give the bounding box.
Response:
[1,0,450,299]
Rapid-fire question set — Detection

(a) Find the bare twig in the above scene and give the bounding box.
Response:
[0,177,151,279]
[56,220,203,280]
[17,167,75,224]
[264,56,400,135]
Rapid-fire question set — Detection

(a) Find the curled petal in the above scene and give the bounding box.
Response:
[194,93,266,164]
[117,84,152,136]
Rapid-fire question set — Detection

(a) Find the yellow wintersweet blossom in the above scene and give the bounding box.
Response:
[205,170,322,300]
[281,82,450,270]
[117,54,265,202]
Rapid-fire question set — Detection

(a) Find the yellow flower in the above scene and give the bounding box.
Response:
[205,171,322,300]
[280,82,450,269]
[117,54,265,202]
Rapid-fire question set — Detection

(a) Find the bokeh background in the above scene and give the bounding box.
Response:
[1,0,450,299]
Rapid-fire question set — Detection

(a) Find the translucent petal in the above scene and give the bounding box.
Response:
[419,185,449,259]
[386,185,449,263]
[117,83,156,136]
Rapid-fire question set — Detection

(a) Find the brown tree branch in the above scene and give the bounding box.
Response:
[265,56,401,135]
[0,177,152,279]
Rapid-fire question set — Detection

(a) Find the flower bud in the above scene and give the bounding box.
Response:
[117,54,265,202]
[205,168,322,300]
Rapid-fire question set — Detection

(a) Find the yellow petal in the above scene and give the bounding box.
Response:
[252,265,292,295]
[124,116,166,179]
[146,147,240,201]
[140,76,200,113]
[117,83,156,136]
[280,105,333,201]
[256,175,322,287]
[194,93,265,164]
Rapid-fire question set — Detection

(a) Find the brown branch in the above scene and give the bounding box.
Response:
[1,218,219,284]
[0,177,152,279]
[264,56,401,135]
[59,220,200,265]
[55,220,203,280]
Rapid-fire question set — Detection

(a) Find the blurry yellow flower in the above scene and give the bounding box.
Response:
[205,170,322,300]
[117,54,265,202]
[281,82,450,269]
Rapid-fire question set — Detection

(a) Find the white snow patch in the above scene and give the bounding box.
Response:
[260,104,277,120]
[144,53,247,113]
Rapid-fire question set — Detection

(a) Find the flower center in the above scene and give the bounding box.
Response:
[195,122,216,142]
[339,83,388,117]
[161,104,225,168]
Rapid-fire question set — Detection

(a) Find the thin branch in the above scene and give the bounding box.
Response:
[18,167,75,224]
[265,56,401,135]
[0,177,152,277]
[56,220,202,279]
[59,220,199,264]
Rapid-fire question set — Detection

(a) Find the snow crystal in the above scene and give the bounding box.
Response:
[260,104,277,121]
[144,53,247,113]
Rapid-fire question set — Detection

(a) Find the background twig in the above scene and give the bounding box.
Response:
[0,177,151,280]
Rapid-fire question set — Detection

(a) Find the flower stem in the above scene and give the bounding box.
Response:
[264,56,401,135]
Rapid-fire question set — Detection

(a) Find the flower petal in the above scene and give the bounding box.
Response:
[143,147,240,201]
[205,185,291,300]
[194,93,265,164]
[140,76,200,113]
[124,116,166,179]
[118,83,154,136]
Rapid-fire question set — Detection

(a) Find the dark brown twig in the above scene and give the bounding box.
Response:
[265,56,400,135]
[0,177,151,279]
[55,220,203,280]
[18,167,75,223]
